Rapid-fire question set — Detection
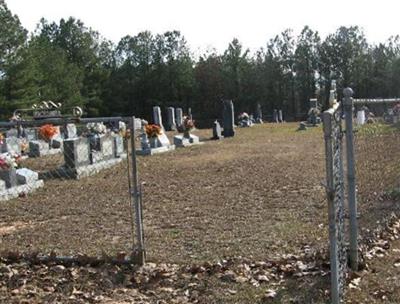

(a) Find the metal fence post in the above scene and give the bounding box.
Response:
[130,116,145,265]
[343,88,358,271]
[323,109,340,304]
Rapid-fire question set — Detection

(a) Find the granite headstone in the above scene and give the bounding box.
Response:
[222,100,235,137]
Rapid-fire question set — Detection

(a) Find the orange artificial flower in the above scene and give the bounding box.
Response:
[39,124,58,141]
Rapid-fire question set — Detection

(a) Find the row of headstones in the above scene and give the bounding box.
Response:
[153,106,191,132]
[64,133,125,170]
[0,124,77,195]
[0,130,125,197]
[2,121,126,175]
[151,102,285,143]
[1,124,78,157]
[0,128,46,195]
[272,109,284,123]
[153,103,285,133]
[137,107,197,154]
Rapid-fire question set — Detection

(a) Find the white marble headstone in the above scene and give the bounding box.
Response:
[101,136,114,158]
[76,141,90,163]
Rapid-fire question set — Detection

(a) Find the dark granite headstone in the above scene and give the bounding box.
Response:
[152,106,164,129]
[222,100,235,137]
[28,140,49,157]
[175,108,183,130]
[0,168,17,188]
[64,138,90,169]
[166,107,177,131]
[273,109,279,123]
[255,103,263,123]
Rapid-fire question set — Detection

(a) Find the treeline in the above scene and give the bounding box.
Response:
[1,1,400,122]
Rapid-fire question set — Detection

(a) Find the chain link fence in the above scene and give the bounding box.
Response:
[323,90,400,303]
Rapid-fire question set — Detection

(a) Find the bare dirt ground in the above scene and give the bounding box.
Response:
[0,122,399,303]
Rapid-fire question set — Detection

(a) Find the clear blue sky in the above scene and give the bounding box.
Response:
[6,0,400,54]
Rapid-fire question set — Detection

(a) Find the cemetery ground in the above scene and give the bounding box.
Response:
[0,123,399,303]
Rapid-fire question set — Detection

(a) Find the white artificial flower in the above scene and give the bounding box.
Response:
[119,121,126,131]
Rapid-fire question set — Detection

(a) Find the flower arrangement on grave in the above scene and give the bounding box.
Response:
[238,112,249,121]
[183,117,195,130]
[145,124,162,138]
[238,112,253,127]
[118,121,127,138]
[0,152,21,170]
[38,124,58,142]
[20,139,29,154]
[86,122,107,135]
[182,116,195,138]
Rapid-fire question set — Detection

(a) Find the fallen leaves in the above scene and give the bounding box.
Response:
[264,289,277,299]
[0,246,330,304]
[349,277,361,290]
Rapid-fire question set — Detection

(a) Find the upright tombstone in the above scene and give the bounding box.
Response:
[134,118,142,130]
[28,140,49,157]
[113,134,125,158]
[91,134,114,164]
[255,103,263,123]
[308,98,321,126]
[278,110,283,123]
[166,107,177,131]
[63,137,91,169]
[100,134,115,161]
[1,137,21,154]
[152,106,164,129]
[140,131,150,151]
[356,110,366,125]
[65,124,77,139]
[6,129,18,138]
[175,108,183,130]
[188,107,193,120]
[0,169,17,188]
[273,109,279,123]
[222,100,235,137]
[24,128,38,141]
[212,120,222,140]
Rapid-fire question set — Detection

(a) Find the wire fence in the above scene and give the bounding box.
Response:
[323,89,400,304]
